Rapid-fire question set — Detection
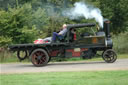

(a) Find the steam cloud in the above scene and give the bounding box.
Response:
[63,2,104,28]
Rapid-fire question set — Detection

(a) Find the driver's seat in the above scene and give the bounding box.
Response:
[57,33,67,42]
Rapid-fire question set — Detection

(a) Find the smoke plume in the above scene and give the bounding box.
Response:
[63,2,104,28]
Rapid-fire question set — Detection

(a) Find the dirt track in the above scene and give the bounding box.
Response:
[0,59,128,74]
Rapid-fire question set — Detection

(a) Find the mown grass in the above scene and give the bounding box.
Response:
[1,70,128,85]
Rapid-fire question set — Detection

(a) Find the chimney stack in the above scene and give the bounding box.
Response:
[103,19,111,38]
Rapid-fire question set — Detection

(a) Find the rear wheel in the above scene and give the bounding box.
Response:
[102,49,117,63]
[30,49,49,67]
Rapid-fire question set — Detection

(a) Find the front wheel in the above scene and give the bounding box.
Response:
[30,49,49,67]
[102,49,117,63]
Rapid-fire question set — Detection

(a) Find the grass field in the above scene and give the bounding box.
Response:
[1,71,128,85]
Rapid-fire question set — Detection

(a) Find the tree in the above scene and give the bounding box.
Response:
[0,3,38,45]
[1,0,128,47]
[99,0,128,34]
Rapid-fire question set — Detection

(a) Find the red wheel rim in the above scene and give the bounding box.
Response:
[32,51,47,65]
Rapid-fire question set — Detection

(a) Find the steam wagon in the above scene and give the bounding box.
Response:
[9,19,117,67]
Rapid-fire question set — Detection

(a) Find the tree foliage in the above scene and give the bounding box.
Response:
[99,0,128,34]
[0,0,128,47]
[0,3,38,45]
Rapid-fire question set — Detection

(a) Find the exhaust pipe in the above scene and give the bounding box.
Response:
[103,19,111,38]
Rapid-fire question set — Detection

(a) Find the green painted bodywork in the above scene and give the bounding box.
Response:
[75,36,105,45]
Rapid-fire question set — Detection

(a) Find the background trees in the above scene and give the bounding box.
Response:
[0,3,38,46]
[99,0,128,34]
[0,0,128,47]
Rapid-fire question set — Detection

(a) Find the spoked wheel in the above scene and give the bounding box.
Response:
[102,49,117,63]
[30,49,49,67]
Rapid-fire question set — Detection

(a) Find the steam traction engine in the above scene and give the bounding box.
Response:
[9,20,117,67]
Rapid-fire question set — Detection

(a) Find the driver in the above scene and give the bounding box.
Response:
[52,24,67,43]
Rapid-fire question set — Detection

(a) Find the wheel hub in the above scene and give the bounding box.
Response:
[37,56,42,60]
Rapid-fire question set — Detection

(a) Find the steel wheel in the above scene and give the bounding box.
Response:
[102,49,117,63]
[30,49,49,67]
